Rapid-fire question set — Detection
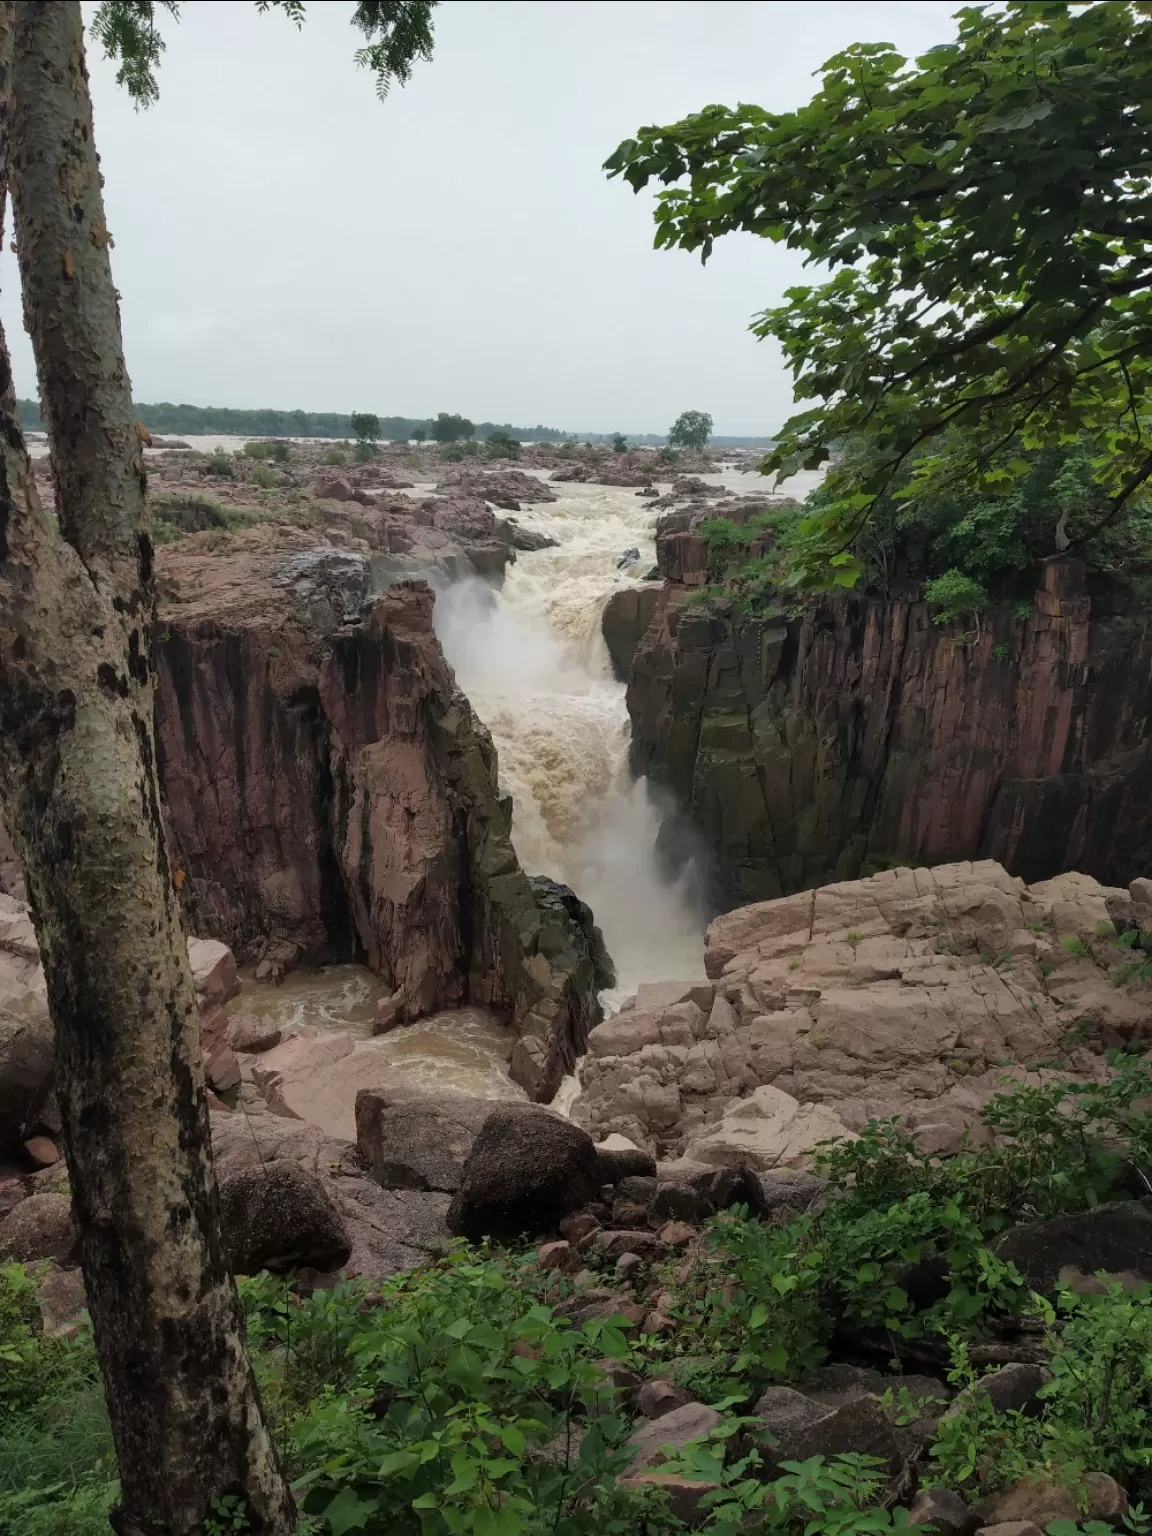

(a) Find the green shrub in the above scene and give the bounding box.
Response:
[324,448,347,466]
[929,1285,1152,1498]
[248,465,276,488]
[441,439,481,462]
[202,451,233,478]
[353,440,378,463]
[485,432,521,460]
[242,440,289,463]
[923,569,989,627]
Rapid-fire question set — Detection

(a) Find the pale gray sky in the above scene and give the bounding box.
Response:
[4,0,958,435]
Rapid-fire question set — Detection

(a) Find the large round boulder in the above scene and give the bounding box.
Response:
[218,1159,352,1275]
[0,1010,54,1155]
[0,1191,76,1264]
[446,1106,601,1242]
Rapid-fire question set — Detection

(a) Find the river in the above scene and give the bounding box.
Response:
[220,452,819,1111]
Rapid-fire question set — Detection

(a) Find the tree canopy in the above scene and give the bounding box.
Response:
[607,1,1152,588]
[669,408,712,450]
[350,410,381,444]
[431,411,475,443]
[91,0,439,105]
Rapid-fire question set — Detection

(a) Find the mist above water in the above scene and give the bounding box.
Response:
[433,481,707,999]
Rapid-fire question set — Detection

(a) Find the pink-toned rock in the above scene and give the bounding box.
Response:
[151,575,605,1102]
[224,1014,282,1054]
[657,1221,697,1247]
[23,1135,59,1168]
[576,860,1152,1158]
[620,1472,721,1525]
[538,1239,576,1273]
[187,937,241,1008]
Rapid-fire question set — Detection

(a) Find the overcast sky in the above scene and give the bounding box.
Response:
[3,1,959,436]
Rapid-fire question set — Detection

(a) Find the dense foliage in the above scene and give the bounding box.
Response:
[669,411,713,451]
[7,1066,1152,1534]
[695,435,1152,621]
[609,2,1152,588]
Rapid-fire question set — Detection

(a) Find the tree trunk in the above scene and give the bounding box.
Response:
[0,4,295,1531]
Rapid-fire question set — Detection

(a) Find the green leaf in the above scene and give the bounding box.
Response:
[324,1489,378,1535]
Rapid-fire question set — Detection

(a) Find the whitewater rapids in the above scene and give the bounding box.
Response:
[433,478,707,1000]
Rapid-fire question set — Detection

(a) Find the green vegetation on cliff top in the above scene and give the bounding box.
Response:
[610,1,1152,589]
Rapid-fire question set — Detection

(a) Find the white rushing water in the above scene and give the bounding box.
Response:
[433,478,709,999]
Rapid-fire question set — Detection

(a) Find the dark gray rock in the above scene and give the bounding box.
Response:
[596,1147,657,1184]
[908,1489,978,1536]
[0,1191,76,1265]
[751,1389,903,1475]
[756,1169,827,1217]
[795,1364,884,1407]
[447,1106,601,1242]
[636,1378,695,1420]
[219,1158,352,1274]
[355,1086,493,1193]
[993,1201,1152,1293]
[651,1159,763,1224]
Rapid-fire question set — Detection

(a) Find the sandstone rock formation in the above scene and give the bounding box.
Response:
[576,860,1152,1158]
[152,564,607,1098]
[624,548,1152,908]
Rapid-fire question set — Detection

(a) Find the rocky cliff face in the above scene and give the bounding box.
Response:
[152,544,606,1098]
[625,553,1152,910]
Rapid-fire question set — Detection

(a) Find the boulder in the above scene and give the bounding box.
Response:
[595,1141,657,1185]
[751,1388,902,1475]
[0,1010,54,1154]
[447,1106,601,1241]
[684,1086,854,1171]
[993,1202,1152,1293]
[23,1136,60,1169]
[225,1014,282,1053]
[625,1401,724,1472]
[908,1490,978,1536]
[356,1087,494,1193]
[795,1364,885,1407]
[756,1169,827,1216]
[218,1159,352,1274]
[187,937,240,1008]
[978,1474,1127,1530]
[969,1363,1052,1415]
[0,1191,76,1264]
[650,1160,764,1225]
[977,1523,1045,1536]
[35,1264,87,1336]
[636,1378,695,1420]
[619,1472,721,1525]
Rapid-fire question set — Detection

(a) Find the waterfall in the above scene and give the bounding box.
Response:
[433,479,706,1001]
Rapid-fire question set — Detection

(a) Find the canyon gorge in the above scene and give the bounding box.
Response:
[4,435,1152,1276]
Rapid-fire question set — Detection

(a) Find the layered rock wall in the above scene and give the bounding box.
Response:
[153,560,605,1097]
[626,557,1152,909]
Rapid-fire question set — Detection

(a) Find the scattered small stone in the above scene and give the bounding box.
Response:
[615,1252,644,1281]
[641,1309,675,1336]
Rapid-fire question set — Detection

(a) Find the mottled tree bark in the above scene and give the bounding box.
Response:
[0,3,295,1531]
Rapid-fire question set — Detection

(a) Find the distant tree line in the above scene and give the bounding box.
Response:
[15,397,775,448]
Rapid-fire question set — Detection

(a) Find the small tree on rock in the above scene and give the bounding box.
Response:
[611,432,628,454]
[431,411,474,443]
[351,410,380,461]
[669,409,712,451]
[412,426,427,443]
[486,431,521,460]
